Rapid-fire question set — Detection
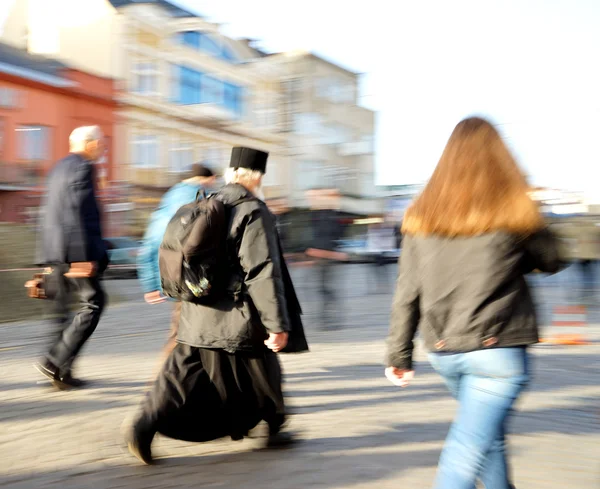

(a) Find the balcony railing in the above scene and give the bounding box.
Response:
[0,162,43,187]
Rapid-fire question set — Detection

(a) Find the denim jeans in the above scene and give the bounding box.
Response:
[428,347,530,489]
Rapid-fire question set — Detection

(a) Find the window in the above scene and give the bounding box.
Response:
[170,64,180,102]
[132,135,159,169]
[178,31,238,63]
[132,62,159,95]
[200,75,223,105]
[316,77,355,104]
[294,113,323,135]
[16,125,50,161]
[298,161,324,190]
[179,66,202,105]
[180,31,201,49]
[221,47,237,63]
[173,66,243,115]
[281,78,302,131]
[320,124,351,145]
[168,141,194,174]
[223,82,243,117]
[199,33,221,57]
[203,147,222,170]
[316,77,331,99]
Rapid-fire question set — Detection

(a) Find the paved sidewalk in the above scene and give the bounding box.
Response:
[1,265,599,488]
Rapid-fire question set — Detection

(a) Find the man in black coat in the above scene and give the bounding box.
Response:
[125,147,308,465]
[34,125,108,389]
[305,189,347,329]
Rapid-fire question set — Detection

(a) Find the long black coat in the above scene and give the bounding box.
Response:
[177,184,308,354]
[36,153,107,267]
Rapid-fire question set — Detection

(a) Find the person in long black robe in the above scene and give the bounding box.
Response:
[124,148,308,464]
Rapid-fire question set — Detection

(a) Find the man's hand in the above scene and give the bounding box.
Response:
[305,248,349,262]
[64,262,97,278]
[264,332,289,353]
[385,367,415,388]
[144,291,167,304]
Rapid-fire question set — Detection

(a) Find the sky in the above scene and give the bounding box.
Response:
[3,0,598,197]
[174,0,600,199]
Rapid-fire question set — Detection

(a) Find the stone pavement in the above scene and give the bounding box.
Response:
[0,264,599,489]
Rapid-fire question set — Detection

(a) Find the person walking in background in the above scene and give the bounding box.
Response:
[137,164,217,365]
[305,188,348,329]
[124,147,308,465]
[385,117,561,489]
[266,198,291,251]
[34,126,109,389]
[366,221,396,293]
[573,221,599,301]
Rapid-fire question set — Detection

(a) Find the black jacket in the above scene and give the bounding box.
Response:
[387,229,561,370]
[310,209,344,252]
[36,153,107,267]
[178,184,308,354]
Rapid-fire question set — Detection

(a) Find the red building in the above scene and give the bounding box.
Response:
[0,42,125,233]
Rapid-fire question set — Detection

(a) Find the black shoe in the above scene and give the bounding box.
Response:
[230,432,244,441]
[266,431,296,448]
[54,373,87,390]
[124,419,155,465]
[34,359,59,382]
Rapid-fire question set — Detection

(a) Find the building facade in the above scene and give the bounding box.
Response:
[2,0,380,226]
[2,0,286,226]
[0,41,119,227]
[254,51,380,214]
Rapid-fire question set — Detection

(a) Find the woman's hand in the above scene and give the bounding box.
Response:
[385,367,415,387]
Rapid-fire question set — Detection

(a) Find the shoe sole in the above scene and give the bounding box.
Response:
[33,362,56,381]
[33,363,86,391]
[33,363,63,391]
[127,441,153,466]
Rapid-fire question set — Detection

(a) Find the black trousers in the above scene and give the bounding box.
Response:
[318,260,337,326]
[45,265,106,375]
[137,344,286,442]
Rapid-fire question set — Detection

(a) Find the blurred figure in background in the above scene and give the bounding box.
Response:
[266,197,290,251]
[386,117,561,489]
[305,188,348,329]
[34,126,108,389]
[137,164,217,366]
[394,223,403,250]
[573,221,599,301]
[366,220,396,293]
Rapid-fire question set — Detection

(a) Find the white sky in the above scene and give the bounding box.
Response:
[3,0,595,196]
[176,0,600,197]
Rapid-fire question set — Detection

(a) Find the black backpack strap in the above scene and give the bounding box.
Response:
[195,189,208,201]
[227,195,257,208]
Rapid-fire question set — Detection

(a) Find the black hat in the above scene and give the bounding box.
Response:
[229,147,268,174]
[191,163,214,178]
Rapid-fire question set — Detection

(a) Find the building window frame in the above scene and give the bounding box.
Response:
[131,134,160,169]
[178,31,238,63]
[168,139,195,174]
[200,74,224,105]
[131,60,160,96]
[16,124,51,162]
[223,82,243,118]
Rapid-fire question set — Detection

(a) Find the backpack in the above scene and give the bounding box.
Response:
[158,191,228,303]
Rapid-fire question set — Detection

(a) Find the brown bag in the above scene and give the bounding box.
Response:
[25,269,52,299]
